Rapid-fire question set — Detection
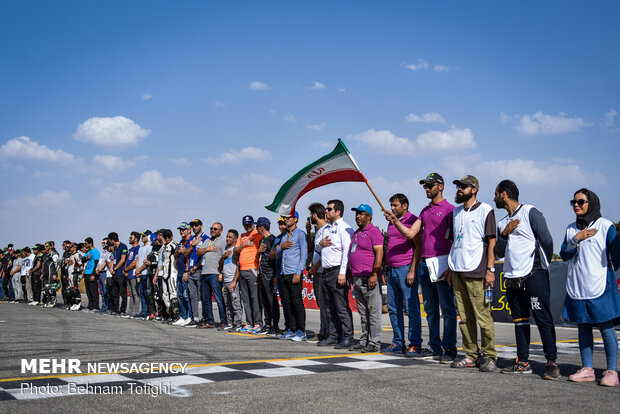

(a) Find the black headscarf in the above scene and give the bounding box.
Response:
[574,188,602,230]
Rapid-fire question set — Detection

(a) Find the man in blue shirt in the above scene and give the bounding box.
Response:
[124,232,141,318]
[108,232,128,316]
[275,211,308,342]
[270,217,291,335]
[82,237,100,311]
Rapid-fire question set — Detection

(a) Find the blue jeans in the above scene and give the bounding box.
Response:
[417,261,457,355]
[201,274,227,325]
[139,275,148,317]
[98,274,109,312]
[386,264,422,348]
[177,273,192,320]
[578,321,618,370]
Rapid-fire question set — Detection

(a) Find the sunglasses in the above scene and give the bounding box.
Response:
[191,224,200,227]
[569,199,589,207]
[423,183,437,189]
[210,227,221,231]
[325,207,333,211]
[456,184,470,190]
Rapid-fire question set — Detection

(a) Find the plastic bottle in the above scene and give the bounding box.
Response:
[484,286,493,304]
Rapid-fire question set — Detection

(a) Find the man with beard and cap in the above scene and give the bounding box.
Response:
[155,228,180,323]
[561,188,620,387]
[385,173,458,362]
[447,175,498,372]
[494,179,559,380]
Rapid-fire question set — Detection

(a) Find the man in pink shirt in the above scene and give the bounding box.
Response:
[348,204,384,352]
[385,173,457,362]
[381,193,422,356]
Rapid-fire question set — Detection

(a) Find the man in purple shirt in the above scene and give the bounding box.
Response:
[381,193,423,356]
[348,204,384,352]
[386,173,457,362]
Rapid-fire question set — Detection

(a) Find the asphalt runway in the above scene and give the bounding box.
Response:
[0,300,618,413]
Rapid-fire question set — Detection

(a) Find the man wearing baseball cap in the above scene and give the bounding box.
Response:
[385,172,458,362]
[348,204,384,352]
[172,222,193,325]
[275,210,308,341]
[231,215,263,332]
[448,175,498,372]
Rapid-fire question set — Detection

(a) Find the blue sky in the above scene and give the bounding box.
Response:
[1,1,618,251]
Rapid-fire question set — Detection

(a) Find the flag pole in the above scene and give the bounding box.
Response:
[342,143,387,213]
[361,175,388,213]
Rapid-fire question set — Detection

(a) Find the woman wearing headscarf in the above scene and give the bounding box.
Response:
[561,188,620,387]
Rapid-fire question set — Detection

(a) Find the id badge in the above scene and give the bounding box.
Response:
[351,243,357,253]
[454,233,464,249]
[158,269,163,276]
[189,258,195,267]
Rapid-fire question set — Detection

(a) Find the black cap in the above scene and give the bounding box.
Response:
[242,215,255,225]
[419,172,444,185]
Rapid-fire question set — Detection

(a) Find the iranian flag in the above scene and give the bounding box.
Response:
[266,139,366,216]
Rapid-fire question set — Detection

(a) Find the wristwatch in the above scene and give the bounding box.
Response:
[486,267,495,272]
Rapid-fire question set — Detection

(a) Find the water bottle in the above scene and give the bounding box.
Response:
[484,286,493,304]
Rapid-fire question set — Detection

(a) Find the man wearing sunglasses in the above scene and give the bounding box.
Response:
[448,175,498,372]
[494,179,559,380]
[196,221,228,329]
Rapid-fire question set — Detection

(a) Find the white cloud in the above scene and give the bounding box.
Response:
[169,157,191,166]
[415,128,475,150]
[309,81,325,90]
[306,122,327,132]
[337,88,346,93]
[284,115,297,122]
[269,109,276,115]
[104,170,200,197]
[600,109,617,128]
[502,111,590,136]
[73,116,151,148]
[478,158,604,186]
[0,136,76,163]
[350,127,475,155]
[142,93,152,101]
[433,64,449,72]
[242,173,280,187]
[215,100,226,108]
[4,190,72,209]
[205,146,271,165]
[349,129,416,155]
[405,112,446,124]
[249,81,270,91]
[93,155,127,171]
[406,59,429,71]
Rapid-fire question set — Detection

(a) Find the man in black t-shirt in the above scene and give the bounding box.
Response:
[256,217,280,335]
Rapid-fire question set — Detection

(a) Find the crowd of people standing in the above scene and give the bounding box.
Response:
[1,173,619,387]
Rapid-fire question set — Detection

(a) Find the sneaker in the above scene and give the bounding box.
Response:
[232,324,242,332]
[279,330,296,340]
[121,313,131,318]
[145,313,156,320]
[410,347,441,360]
[451,357,475,368]
[29,301,37,306]
[543,361,561,380]
[404,345,423,358]
[440,350,457,364]
[172,317,186,326]
[568,367,595,382]
[249,324,263,334]
[317,338,339,347]
[348,343,366,351]
[479,357,498,372]
[196,319,207,328]
[184,319,198,327]
[216,323,227,331]
[600,370,619,387]
[240,324,252,333]
[279,329,289,336]
[362,344,380,353]
[266,326,276,336]
[291,330,307,342]
[501,358,532,374]
[256,325,270,335]
[381,344,405,355]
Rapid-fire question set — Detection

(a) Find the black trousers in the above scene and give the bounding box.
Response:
[21,276,28,302]
[258,272,280,328]
[322,267,354,341]
[279,274,306,332]
[506,269,557,362]
[110,274,127,313]
[32,273,42,302]
[84,274,99,310]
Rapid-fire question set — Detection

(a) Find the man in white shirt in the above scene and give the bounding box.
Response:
[315,199,355,349]
[307,202,331,342]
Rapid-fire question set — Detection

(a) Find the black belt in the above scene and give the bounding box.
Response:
[323,266,340,272]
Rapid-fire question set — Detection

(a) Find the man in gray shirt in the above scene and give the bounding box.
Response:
[196,222,228,329]
[221,229,242,330]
